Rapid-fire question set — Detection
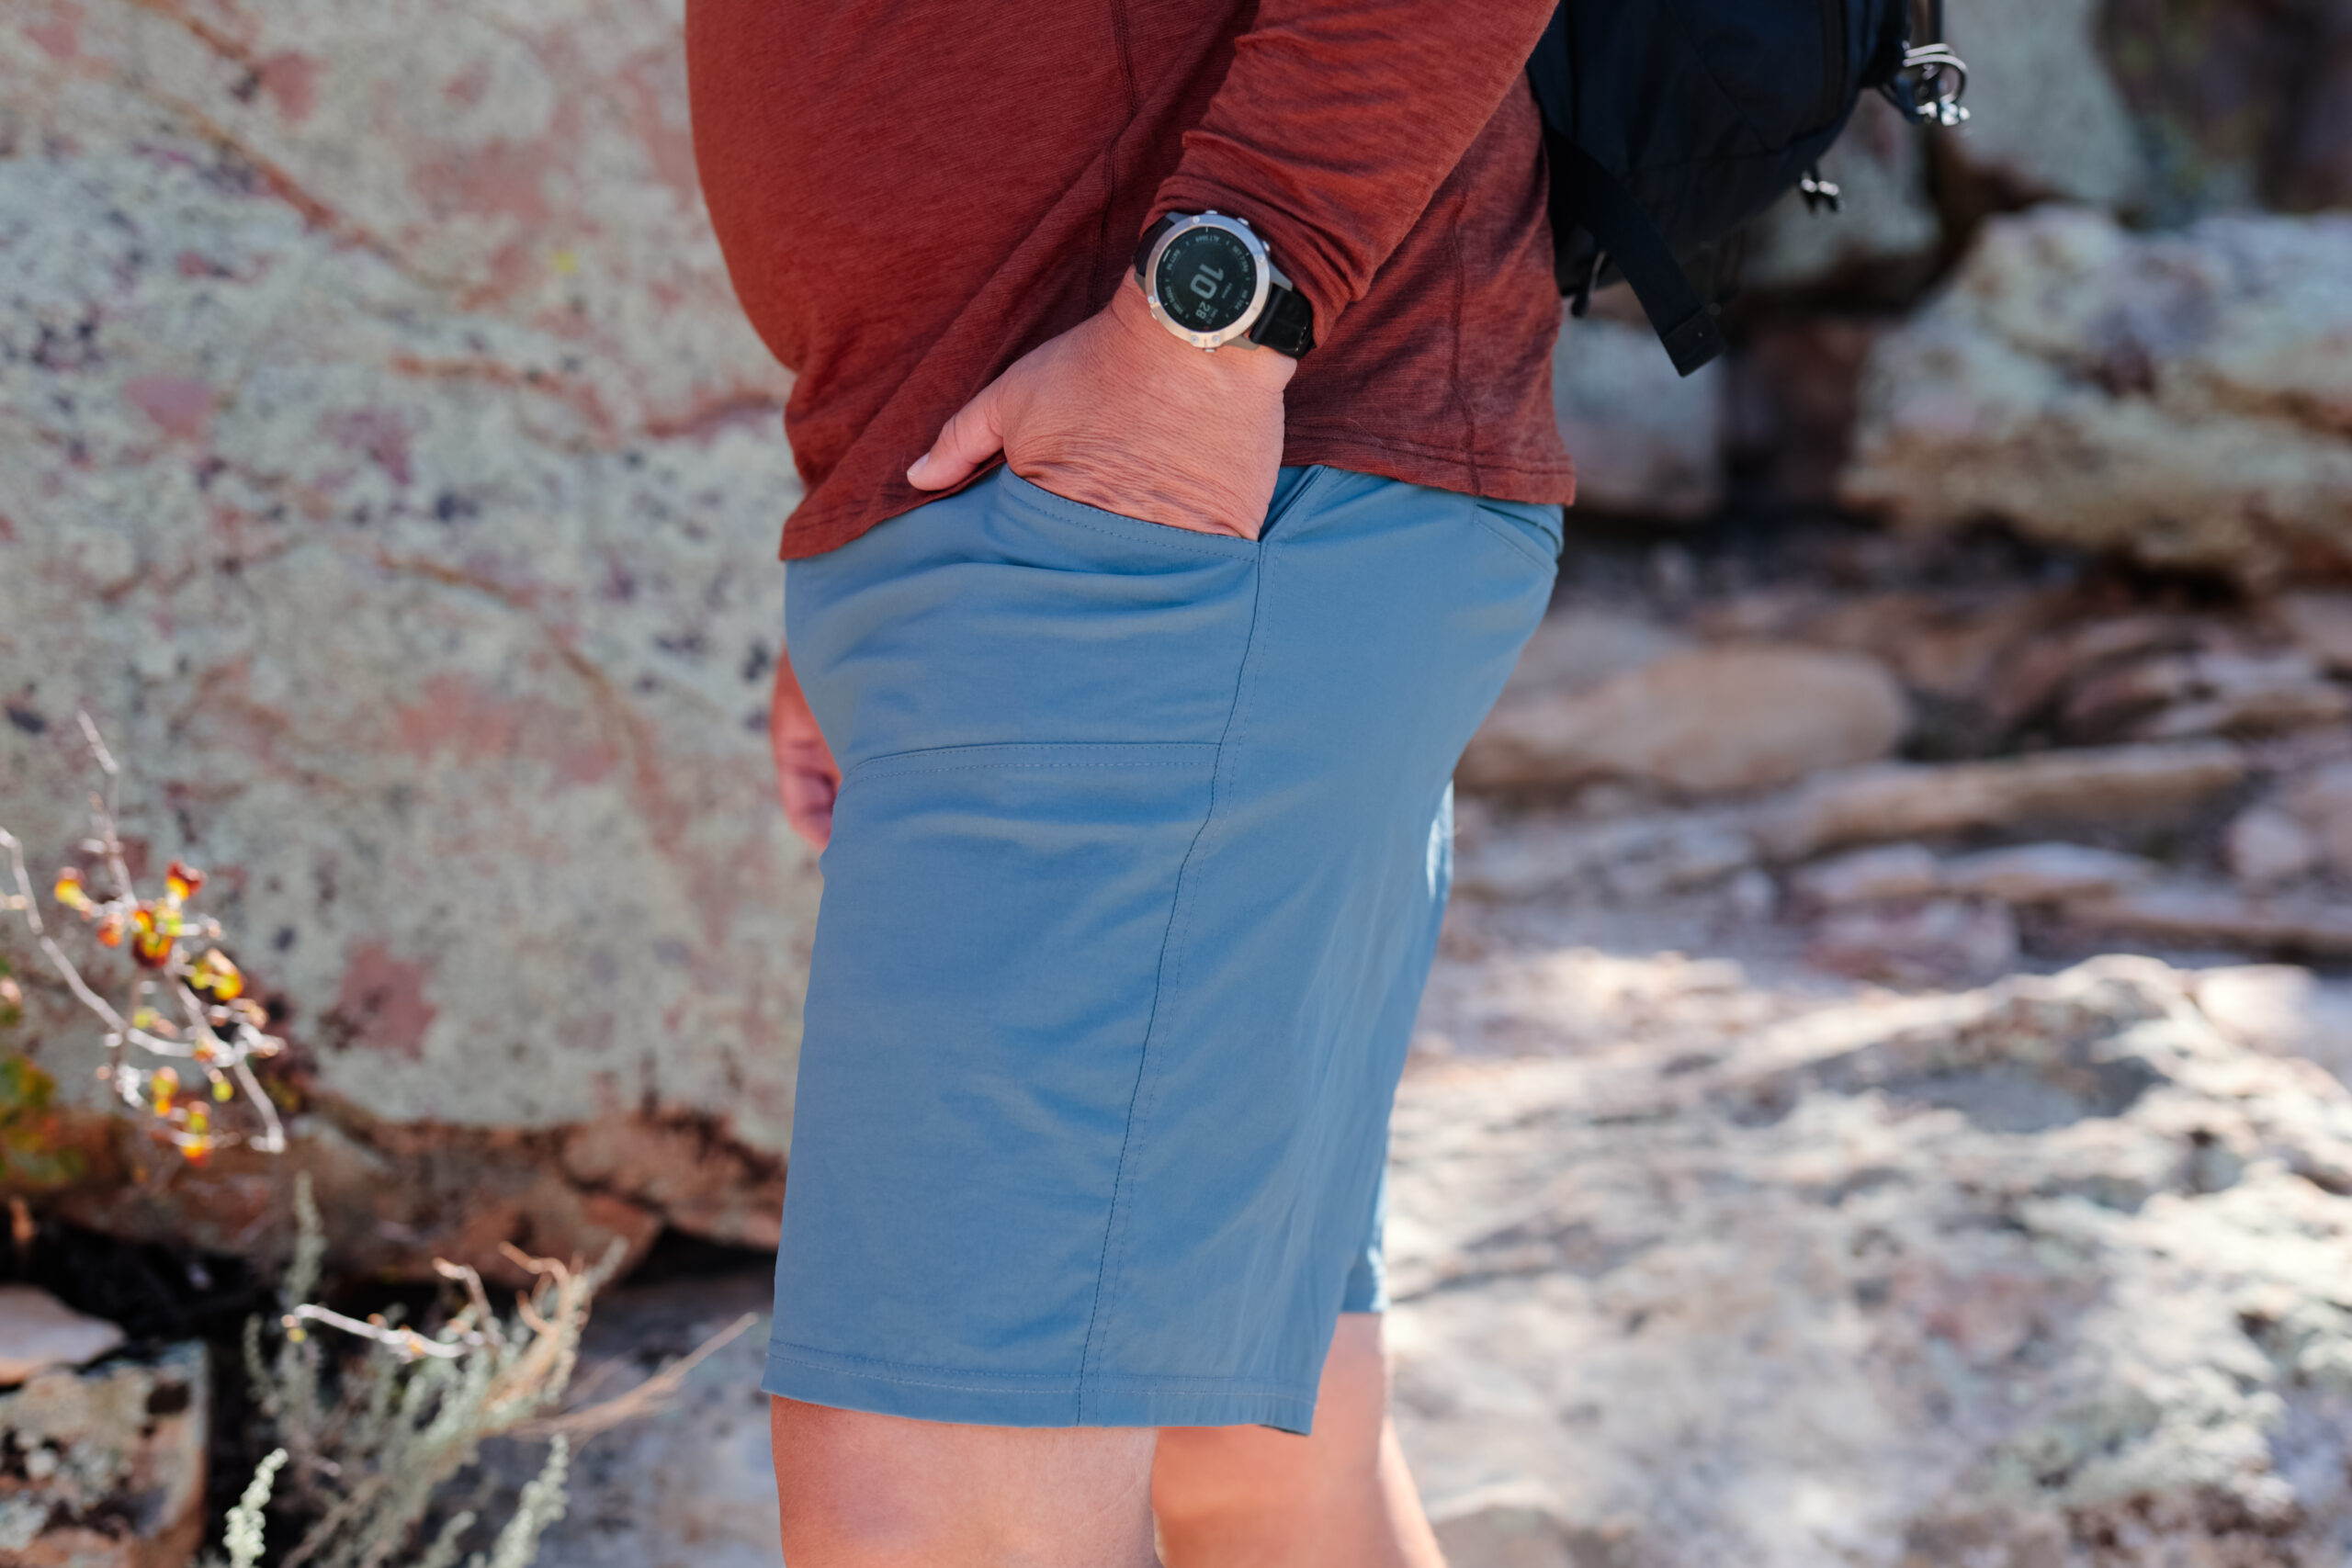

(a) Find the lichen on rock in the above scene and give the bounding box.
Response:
[0,0,817,1276]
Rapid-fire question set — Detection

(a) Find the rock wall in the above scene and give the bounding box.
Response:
[0,0,815,1278]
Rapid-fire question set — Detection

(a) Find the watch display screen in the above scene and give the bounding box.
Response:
[1154,226,1259,334]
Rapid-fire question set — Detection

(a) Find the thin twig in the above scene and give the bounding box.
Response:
[509,1312,759,1440]
[0,829,48,939]
[283,1303,475,1361]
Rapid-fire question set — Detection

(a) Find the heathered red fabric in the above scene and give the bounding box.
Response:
[684,0,1574,560]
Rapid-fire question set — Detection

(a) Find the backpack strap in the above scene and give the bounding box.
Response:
[1553,142,1728,378]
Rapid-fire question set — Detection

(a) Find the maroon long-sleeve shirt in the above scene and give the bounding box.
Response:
[685,0,1575,559]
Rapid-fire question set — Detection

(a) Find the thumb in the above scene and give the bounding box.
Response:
[908,378,1007,491]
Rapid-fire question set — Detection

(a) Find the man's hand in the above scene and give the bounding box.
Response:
[909,279,1296,538]
[770,650,841,851]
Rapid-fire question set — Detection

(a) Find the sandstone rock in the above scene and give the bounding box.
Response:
[1939,0,2150,209]
[1503,611,1690,702]
[2223,806,2321,889]
[1842,208,2352,584]
[1388,960,2352,1567]
[2137,654,2351,741]
[1724,867,1778,922]
[1712,584,2069,716]
[2064,649,2351,742]
[2279,592,2352,676]
[0,1288,123,1387]
[1984,614,2201,737]
[2068,883,2352,960]
[0,1341,208,1568]
[1460,647,1909,799]
[1453,813,1755,904]
[1808,897,2019,987]
[1413,945,1841,1068]
[0,0,818,1272]
[1552,310,1724,519]
[52,1112,669,1286]
[1939,842,2157,906]
[1756,741,2246,861]
[1791,843,1941,908]
[2282,761,2352,880]
[2193,965,2352,1089]
[560,1117,787,1254]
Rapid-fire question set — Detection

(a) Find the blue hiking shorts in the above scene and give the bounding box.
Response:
[765,465,1559,1434]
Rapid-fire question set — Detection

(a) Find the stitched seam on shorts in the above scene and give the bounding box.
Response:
[771,1341,1074,1382]
[845,742,1220,784]
[768,1350,1076,1393]
[1468,501,1563,571]
[768,1348,1315,1404]
[1003,473,1256,559]
[1073,487,1293,1426]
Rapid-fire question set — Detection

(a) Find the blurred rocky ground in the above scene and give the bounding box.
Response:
[6,0,2352,1564]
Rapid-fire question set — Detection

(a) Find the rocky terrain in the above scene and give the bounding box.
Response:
[0,0,813,1281]
[6,0,2351,1563]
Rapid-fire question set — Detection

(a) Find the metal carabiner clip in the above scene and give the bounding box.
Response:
[1888,41,1972,128]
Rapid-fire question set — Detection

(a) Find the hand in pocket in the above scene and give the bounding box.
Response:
[907,282,1294,540]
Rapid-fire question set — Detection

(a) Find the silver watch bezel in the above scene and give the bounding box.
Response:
[1140,210,1285,352]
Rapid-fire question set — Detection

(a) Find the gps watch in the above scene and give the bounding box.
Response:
[1133,211,1317,358]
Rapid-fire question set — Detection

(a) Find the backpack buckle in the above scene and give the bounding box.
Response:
[1884,43,1971,128]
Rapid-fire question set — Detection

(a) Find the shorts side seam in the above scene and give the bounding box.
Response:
[1075,528,1276,1424]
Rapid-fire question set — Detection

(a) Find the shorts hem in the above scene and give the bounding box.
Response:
[761,1348,1320,1434]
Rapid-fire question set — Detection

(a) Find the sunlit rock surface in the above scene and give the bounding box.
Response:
[1843,207,2352,585]
[0,0,813,1276]
[1403,957,2352,1568]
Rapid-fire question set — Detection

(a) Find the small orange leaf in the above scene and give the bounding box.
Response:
[165,860,206,903]
[52,867,92,912]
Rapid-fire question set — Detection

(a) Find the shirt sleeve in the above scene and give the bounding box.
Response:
[1148,0,1558,335]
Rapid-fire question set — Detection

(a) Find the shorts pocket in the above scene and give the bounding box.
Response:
[1467,495,1566,572]
[997,468,1261,558]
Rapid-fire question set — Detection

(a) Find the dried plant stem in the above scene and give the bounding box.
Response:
[0,714,288,1154]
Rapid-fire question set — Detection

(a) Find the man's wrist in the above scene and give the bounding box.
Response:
[1105,280,1295,390]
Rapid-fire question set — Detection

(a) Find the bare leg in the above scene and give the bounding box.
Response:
[771,1398,1159,1567]
[1151,1314,1446,1568]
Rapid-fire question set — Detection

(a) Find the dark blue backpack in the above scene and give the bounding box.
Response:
[1530,0,1971,375]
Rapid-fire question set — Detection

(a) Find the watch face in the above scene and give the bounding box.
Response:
[1153,225,1260,334]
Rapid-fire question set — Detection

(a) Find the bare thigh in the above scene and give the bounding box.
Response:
[770,1398,1158,1568]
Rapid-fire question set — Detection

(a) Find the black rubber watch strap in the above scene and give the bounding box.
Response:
[1133,212,1180,283]
[1247,285,1316,358]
